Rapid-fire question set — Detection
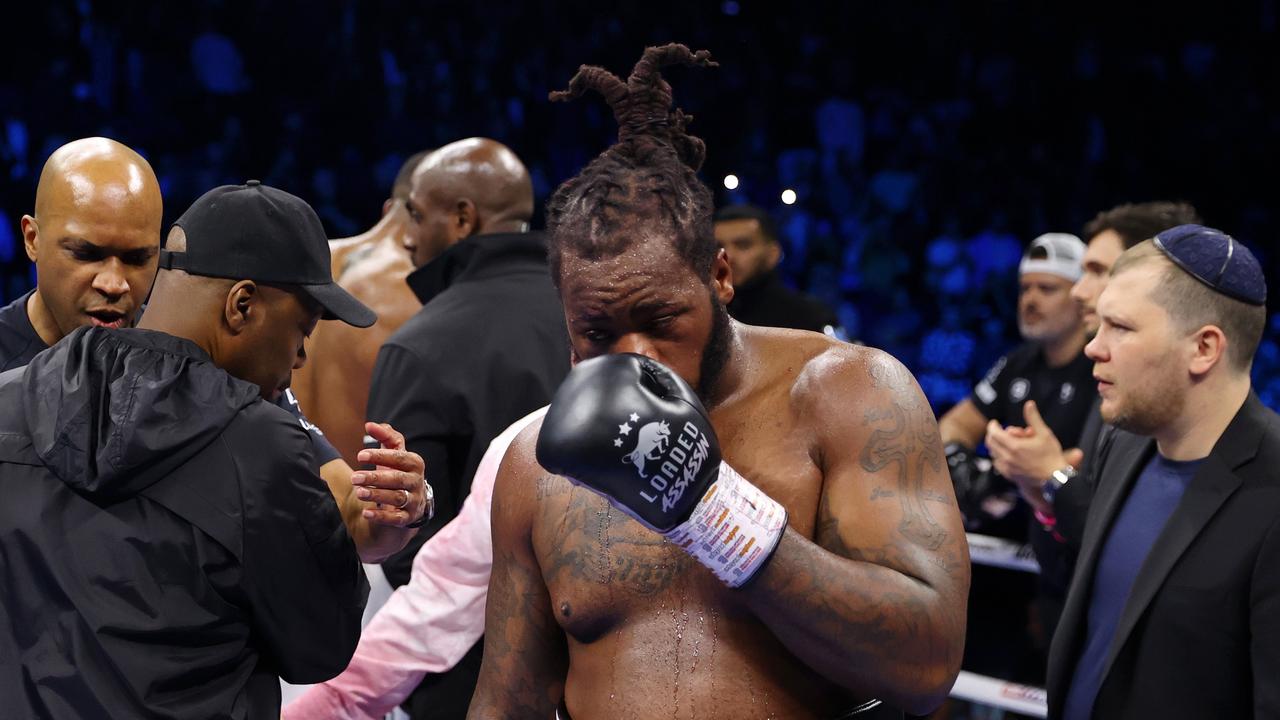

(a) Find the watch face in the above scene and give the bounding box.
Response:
[1042,480,1059,506]
[1043,468,1074,505]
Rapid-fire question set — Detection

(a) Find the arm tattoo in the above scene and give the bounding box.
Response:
[472,547,566,716]
[860,360,950,551]
[542,488,691,596]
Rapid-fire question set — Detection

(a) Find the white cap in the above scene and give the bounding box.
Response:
[1019,232,1085,282]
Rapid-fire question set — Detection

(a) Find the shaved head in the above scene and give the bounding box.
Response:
[402,137,534,267]
[33,137,162,223]
[22,137,163,345]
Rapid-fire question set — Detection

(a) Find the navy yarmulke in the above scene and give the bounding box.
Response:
[1153,224,1266,306]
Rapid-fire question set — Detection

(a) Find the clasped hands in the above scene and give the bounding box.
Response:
[984,400,1083,514]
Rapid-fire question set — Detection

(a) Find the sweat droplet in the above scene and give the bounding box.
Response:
[560,601,572,618]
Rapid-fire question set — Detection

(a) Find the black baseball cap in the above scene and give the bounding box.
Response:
[162,180,376,327]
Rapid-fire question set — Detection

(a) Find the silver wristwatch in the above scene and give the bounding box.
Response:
[406,482,436,529]
[1042,465,1077,506]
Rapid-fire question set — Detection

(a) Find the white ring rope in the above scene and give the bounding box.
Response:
[949,533,1047,715]
[950,671,1047,717]
[966,532,1040,574]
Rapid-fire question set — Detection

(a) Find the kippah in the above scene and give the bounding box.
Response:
[1153,224,1266,305]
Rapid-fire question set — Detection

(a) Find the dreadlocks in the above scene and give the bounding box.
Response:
[546,43,719,285]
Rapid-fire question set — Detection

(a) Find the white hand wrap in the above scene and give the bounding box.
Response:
[664,463,788,587]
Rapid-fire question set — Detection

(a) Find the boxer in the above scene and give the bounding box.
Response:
[466,45,969,720]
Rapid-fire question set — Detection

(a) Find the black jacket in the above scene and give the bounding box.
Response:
[726,269,838,332]
[366,231,569,720]
[0,327,368,719]
[1046,393,1280,719]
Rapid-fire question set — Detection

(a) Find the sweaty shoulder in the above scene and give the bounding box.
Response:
[745,328,929,434]
[490,415,551,528]
[741,327,906,404]
[503,416,547,483]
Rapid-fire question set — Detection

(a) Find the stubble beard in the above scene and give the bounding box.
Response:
[696,292,733,404]
[1104,366,1187,437]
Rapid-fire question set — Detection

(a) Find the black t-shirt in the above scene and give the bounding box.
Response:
[970,341,1097,449]
[0,291,44,372]
[970,340,1099,643]
[277,388,341,465]
[0,290,341,465]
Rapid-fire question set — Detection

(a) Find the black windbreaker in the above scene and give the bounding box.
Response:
[0,327,368,719]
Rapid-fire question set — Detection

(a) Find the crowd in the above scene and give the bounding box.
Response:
[3,4,1279,720]
[3,1,1279,411]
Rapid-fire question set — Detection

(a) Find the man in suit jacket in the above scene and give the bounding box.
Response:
[1046,225,1280,719]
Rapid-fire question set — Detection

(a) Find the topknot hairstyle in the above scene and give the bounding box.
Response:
[545,44,720,285]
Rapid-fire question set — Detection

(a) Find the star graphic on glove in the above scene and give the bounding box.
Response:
[629,413,640,422]
[619,422,632,435]
[614,438,624,447]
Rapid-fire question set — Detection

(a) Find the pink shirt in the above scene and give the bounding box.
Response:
[284,407,546,720]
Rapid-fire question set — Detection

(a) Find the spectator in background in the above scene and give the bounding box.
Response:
[715,203,840,333]
[985,201,1202,640]
[940,233,1095,526]
[938,231,1094,686]
[365,138,569,720]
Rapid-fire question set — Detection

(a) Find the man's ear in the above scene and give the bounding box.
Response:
[21,215,39,262]
[224,280,259,335]
[453,199,478,240]
[1188,324,1228,377]
[382,197,395,217]
[711,248,734,305]
[765,241,782,270]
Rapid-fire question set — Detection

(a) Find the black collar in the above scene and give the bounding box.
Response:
[405,231,549,305]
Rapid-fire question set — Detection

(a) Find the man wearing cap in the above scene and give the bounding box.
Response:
[0,181,412,717]
[0,140,430,564]
[940,232,1095,529]
[937,232,1095,685]
[1047,225,1280,719]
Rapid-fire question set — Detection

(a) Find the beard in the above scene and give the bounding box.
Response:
[696,291,733,403]
[1103,367,1187,437]
[1018,305,1079,344]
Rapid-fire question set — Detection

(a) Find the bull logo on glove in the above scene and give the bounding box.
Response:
[621,420,670,478]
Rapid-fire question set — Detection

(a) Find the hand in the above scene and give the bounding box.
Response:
[352,421,432,527]
[536,353,720,532]
[537,353,787,587]
[984,400,1082,512]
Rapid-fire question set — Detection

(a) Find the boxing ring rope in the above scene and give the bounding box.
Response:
[966,532,1041,574]
[949,533,1048,718]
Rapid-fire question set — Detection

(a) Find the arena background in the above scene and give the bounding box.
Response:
[2,0,1278,411]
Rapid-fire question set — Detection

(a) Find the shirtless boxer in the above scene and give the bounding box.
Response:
[291,151,427,465]
[467,45,969,719]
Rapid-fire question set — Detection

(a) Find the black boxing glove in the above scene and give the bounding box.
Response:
[945,442,999,531]
[537,353,788,587]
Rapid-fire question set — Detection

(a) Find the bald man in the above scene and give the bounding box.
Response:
[1,137,162,370]
[1,139,430,566]
[367,138,570,720]
[291,151,428,466]
[0,181,379,716]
